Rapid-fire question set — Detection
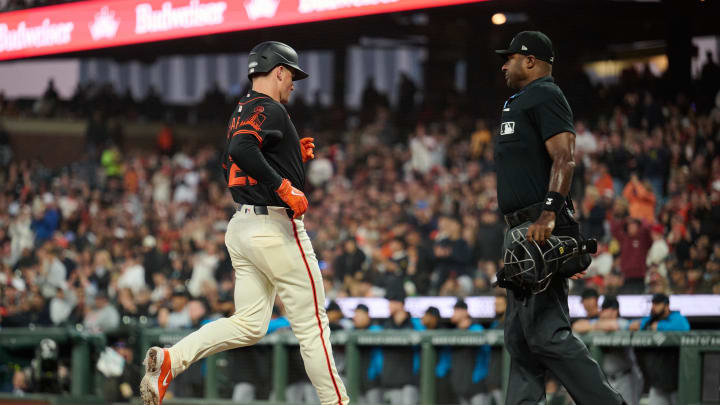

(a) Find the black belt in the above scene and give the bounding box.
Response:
[504,203,544,228]
[238,204,294,219]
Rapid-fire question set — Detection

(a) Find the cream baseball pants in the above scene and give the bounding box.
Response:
[168,205,349,405]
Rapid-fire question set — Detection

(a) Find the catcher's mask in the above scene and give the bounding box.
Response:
[499,222,597,295]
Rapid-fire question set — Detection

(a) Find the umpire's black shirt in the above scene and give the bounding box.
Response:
[222,90,305,207]
[494,76,575,215]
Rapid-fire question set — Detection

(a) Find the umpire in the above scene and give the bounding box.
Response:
[493,31,625,405]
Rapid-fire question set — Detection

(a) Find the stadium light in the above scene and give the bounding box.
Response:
[491,12,507,25]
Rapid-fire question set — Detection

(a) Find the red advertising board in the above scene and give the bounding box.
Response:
[0,0,485,61]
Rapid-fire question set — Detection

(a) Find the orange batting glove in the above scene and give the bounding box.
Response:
[276,178,308,219]
[300,137,315,163]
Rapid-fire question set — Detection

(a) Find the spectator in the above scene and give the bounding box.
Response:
[420,306,441,330]
[409,123,436,174]
[98,341,142,403]
[100,145,123,178]
[486,291,506,405]
[36,245,67,298]
[469,119,492,158]
[405,229,433,295]
[49,287,76,325]
[307,150,335,187]
[646,223,669,280]
[116,253,146,296]
[12,338,69,394]
[579,288,600,321]
[187,241,219,298]
[574,120,598,158]
[473,210,504,263]
[571,297,643,405]
[160,288,191,329]
[448,299,490,405]
[622,173,657,223]
[31,197,60,245]
[326,300,352,331]
[604,268,626,296]
[610,217,652,293]
[381,283,420,405]
[352,304,383,405]
[593,163,615,199]
[333,238,366,286]
[230,305,287,403]
[83,291,119,332]
[638,132,668,202]
[433,216,472,295]
[418,306,457,405]
[141,236,169,287]
[603,131,632,194]
[629,293,690,405]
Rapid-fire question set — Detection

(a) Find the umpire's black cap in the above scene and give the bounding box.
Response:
[495,31,555,64]
[248,41,309,81]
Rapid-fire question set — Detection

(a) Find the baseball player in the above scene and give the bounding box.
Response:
[493,31,625,404]
[140,41,349,405]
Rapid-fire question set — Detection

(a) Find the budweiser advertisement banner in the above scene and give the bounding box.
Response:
[0,0,484,61]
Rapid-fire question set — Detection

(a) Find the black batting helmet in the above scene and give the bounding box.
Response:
[248,41,308,81]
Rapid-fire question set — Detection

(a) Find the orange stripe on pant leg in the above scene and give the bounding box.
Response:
[291,220,344,405]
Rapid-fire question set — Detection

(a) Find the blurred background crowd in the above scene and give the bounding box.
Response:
[0,37,719,405]
[1,0,719,403]
[2,60,720,337]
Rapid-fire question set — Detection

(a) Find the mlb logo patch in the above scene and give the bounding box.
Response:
[500,121,515,135]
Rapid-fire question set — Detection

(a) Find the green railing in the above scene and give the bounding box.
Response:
[0,327,106,398]
[1,327,719,405]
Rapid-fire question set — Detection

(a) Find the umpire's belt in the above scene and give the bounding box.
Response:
[238,204,294,219]
[504,203,544,228]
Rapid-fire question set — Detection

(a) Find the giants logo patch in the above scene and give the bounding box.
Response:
[500,121,515,135]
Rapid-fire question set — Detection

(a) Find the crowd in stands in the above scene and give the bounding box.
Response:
[0,55,719,404]
[1,57,720,338]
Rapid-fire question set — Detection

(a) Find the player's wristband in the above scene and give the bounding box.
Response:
[542,191,565,213]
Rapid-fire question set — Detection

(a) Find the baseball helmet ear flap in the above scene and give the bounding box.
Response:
[248,41,309,81]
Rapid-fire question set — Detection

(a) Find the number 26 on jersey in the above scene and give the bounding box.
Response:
[228,163,257,187]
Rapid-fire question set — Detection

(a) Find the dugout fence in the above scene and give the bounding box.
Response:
[1,325,719,404]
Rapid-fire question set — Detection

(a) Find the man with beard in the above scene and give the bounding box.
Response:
[494,31,624,405]
[629,293,689,405]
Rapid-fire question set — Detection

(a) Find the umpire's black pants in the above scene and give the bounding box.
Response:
[503,209,625,405]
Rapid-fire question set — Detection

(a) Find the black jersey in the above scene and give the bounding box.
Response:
[222,90,305,207]
[494,76,575,215]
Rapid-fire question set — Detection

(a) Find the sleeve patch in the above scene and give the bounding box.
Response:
[229,105,268,132]
[241,110,267,131]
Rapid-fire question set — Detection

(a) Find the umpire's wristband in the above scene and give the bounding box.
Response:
[542,191,565,213]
